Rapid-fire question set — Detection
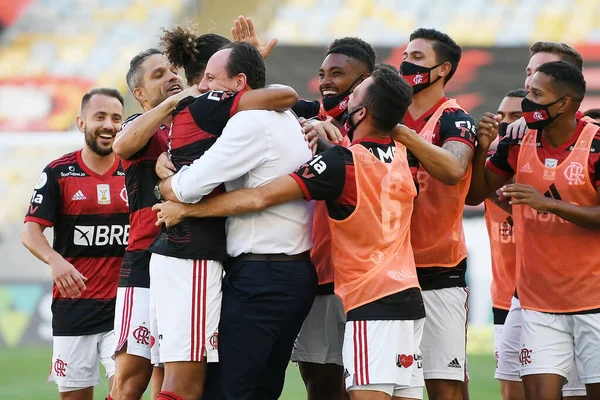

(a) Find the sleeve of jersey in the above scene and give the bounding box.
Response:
[439,109,477,150]
[486,137,516,178]
[407,149,420,193]
[188,91,243,132]
[24,166,60,227]
[291,99,322,120]
[290,146,348,201]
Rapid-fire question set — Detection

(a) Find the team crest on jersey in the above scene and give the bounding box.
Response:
[564,161,585,185]
[97,184,111,205]
[120,186,128,206]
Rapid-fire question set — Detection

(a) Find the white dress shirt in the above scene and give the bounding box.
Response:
[171,109,314,257]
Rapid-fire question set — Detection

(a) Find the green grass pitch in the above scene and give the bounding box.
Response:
[0,346,500,399]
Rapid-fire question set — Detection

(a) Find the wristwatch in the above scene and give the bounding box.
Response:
[154,182,163,201]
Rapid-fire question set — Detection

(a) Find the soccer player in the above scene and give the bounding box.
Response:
[154,63,425,400]
[472,42,587,400]
[505,42,584,140]
[293,37,376,400]
[148,42,300,400]
[21,88,128,400]
[393,28,476,400]
[480,89,525,399]
[109,48,189,400]
[469,61,600,400]
[292,37,375,126]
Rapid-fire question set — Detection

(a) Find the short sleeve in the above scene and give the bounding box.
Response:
[290,146,349,201]
[291,99,321,120]
[487,136,518,178]
[187,91,243,134]
[24,167,60,227]
[439,109,477,150]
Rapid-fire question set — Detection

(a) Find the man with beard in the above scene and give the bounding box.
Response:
[293,37,376,400]
[110,48,190,400]
[21,88,129,400]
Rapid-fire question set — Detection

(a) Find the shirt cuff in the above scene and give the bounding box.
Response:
[24,216,53,227]
[290,173,313,201]
[171,166,203,204]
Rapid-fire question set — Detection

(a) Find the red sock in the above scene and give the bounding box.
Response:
[105,396,113,400]
[157,391,185,400]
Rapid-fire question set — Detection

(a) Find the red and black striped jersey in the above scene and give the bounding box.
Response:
[119,114,169,288]
[148,90,242,262]
[24,150,128,336]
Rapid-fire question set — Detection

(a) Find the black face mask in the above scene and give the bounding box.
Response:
[498,122,508,138]
[400,61,444,94]
[322,75,365,120]
[340,107,365,142]
[521,96,565,130]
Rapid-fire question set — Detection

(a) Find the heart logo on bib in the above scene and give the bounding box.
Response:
[397,354,414,368]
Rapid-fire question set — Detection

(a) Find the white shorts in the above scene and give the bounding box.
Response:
[495,296,522,382]
[114,287,151,360]
[149,254,222,364]
[48,331,115,391]
[520,309,600,385]
[291,294,345,366]
[421,287,469,381]
[495,298,587,395]
[343,318,424,399]
[493,324,503,370]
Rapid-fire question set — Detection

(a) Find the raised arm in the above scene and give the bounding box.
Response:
[237,85,299,112]
[466,112,512,205]
[391,125,471,185]
[113,87,199,160]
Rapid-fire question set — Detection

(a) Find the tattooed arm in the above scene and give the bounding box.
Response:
[392,126,474,186]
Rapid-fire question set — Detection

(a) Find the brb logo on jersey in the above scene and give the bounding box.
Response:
[73,225,130,246]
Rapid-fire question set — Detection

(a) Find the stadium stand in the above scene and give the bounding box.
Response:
[267,0,600,46]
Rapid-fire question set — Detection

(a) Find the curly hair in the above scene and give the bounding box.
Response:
[160,24,231,85]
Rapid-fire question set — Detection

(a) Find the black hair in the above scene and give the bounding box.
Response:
[364,63,413,131]
[583,109,600,120]
[126,48,163,92]
[505,88,527,98]
[327,44,375,73]
[409,28,461,83]
[161,24,231,85]
[81,88,124,111]
[221,42,266,89]
[327,37,377,65]
[530,42,583,71]
[536,61,586,104]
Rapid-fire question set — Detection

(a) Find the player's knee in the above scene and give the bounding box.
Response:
[113,376,148,400]
[500,381,525,400]
[426,382,462,400]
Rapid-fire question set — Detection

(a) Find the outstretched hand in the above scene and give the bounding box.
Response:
[231,15,278,59]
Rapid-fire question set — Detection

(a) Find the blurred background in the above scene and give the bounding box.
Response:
[2,0,600,398]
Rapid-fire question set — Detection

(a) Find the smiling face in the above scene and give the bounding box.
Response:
[134,54,183,109]
[198,49,248,93]
[77,94,123,157]
[318,53,367,100]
